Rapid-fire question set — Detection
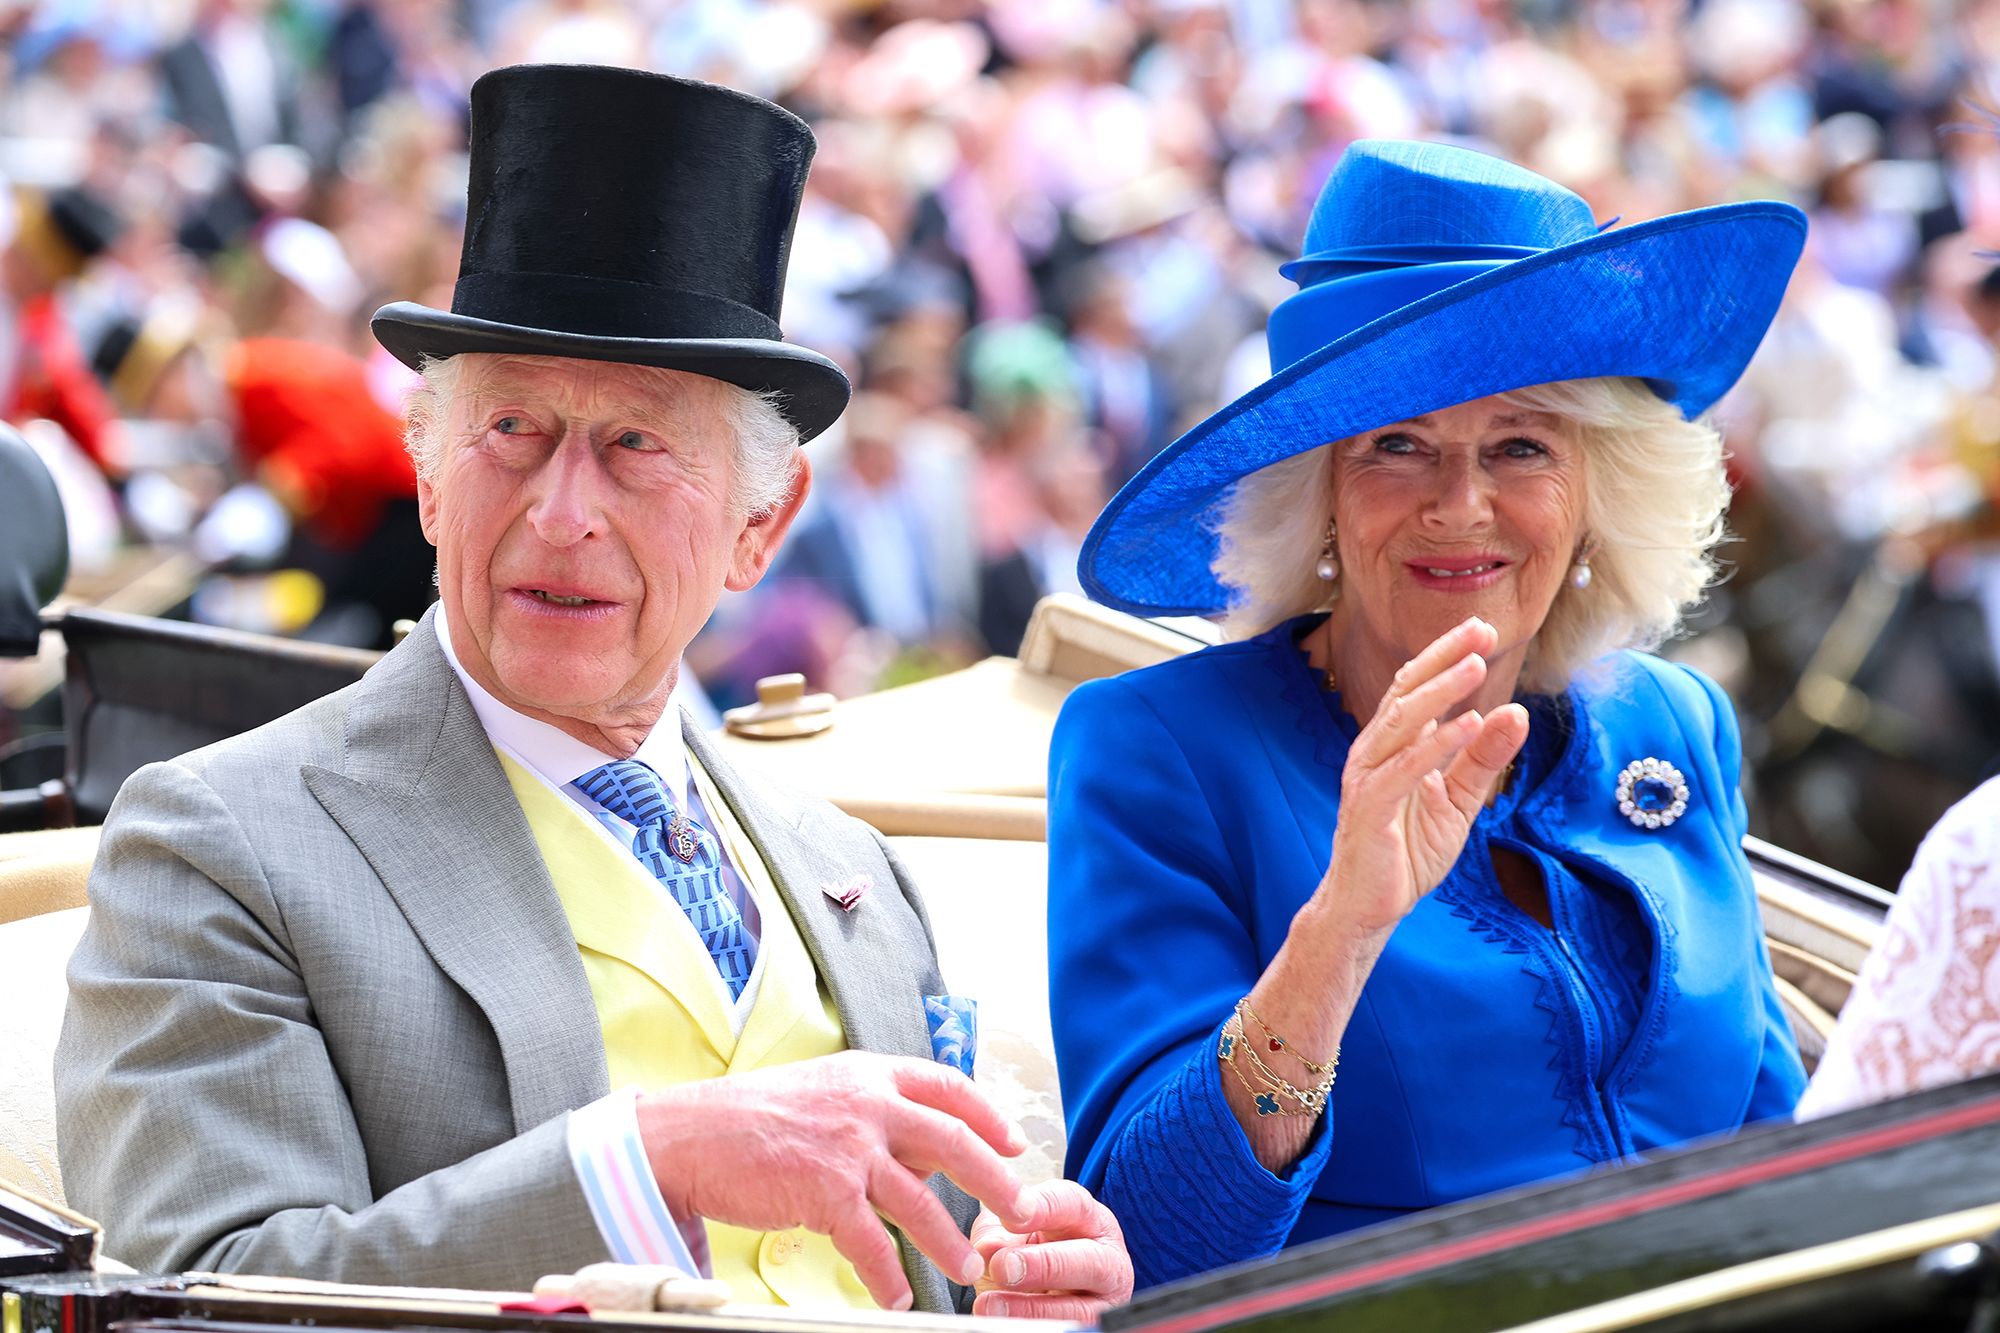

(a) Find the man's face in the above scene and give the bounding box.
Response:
[418,353,807,736]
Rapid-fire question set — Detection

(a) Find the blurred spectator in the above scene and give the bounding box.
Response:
[159,0,308,161]
[2,184,126,474]
[496,0,649,67]
[2,0,1998,879]
[775,390,977,648]
[3,15,156,150]
[92,312,425,645]
[1810,111,1919,298]
[1063,261,1175,484]
[978,440,1106,654]
[964,317,1080,561]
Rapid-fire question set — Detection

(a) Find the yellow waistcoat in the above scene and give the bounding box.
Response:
[497,753,878,1309]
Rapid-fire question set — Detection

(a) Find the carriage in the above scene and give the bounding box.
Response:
[3,428,1994,1332]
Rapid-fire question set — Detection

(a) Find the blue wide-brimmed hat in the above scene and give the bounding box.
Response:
[1079,139,1807,617]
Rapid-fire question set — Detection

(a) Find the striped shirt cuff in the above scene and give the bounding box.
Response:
[567,1088,707,1275]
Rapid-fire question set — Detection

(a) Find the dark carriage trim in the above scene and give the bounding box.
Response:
[1744,834,1893,914]
[1109,1072,2000,1333]
[0,1189,95,1278]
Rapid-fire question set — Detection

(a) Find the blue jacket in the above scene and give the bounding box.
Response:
[1047,620,1805,1290]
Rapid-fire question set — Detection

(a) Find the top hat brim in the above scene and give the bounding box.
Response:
[1079,201,1807,618]
[372,303,852,443]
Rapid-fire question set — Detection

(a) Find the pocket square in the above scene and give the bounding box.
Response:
[822,874,870,912]
[924,994,977,1077]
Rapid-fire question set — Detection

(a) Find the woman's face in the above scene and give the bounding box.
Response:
[1327,392,1587,685]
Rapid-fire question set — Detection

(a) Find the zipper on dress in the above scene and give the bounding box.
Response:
[1484,832,1620,1159]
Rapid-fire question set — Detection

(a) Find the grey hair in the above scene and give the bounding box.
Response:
[1210,376,1730,694]
[403,354,801,519]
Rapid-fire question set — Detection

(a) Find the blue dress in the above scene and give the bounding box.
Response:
[1047,618,1806,1290]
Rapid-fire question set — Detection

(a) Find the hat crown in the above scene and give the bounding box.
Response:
[370,64,856,442]
[1267,140,1608,373]
[1297,140,1598,269]
[454,64,815,337]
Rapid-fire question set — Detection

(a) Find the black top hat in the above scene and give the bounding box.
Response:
[371,65,850,442]
[46,187,125,262]
[12,185,124,282]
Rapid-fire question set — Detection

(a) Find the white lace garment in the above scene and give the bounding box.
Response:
[1797,776,2000,1119]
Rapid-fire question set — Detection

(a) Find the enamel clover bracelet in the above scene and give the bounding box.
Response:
[1219,997,1339,1117]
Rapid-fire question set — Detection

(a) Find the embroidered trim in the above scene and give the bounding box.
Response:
[1518,682,1682,1117]
[1434,850,1619,1163]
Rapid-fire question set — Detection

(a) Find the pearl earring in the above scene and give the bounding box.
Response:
[1316,520,1339,582]
[1569,557,1593,590]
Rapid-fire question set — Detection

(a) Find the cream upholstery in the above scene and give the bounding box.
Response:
[0,824,100,1206]
[891,836,1066,1185]
[0,905,88,1205]
[0,825,99,924]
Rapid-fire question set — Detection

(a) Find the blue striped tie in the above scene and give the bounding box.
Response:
[574,759,753,1001]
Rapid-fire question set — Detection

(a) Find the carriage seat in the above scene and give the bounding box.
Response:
[0,825,97,925]
[0,905,87,1205]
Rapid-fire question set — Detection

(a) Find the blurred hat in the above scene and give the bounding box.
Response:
[1070,168,1204,245]
[11,184,124,281]
[966,319,1078,417]
[90,299,202,414]
[1815,111,1884,178]
[841,20,989,116]
[371,64,850,442]
[1080,138,1806,616]
[261,217,363,316]
[0,421,68,654]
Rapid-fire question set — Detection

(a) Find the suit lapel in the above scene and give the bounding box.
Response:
[301,610,609,1134]
[686,720,934,1066]
[687,720,963,1315]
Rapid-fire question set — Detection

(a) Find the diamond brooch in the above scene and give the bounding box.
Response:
[1616,757,1688,829]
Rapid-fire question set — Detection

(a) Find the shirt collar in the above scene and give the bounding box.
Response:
[434,606,692,806]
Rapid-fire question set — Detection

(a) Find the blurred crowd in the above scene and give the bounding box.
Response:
[5,0,2000,878]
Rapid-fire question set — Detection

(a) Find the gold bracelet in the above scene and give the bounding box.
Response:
[1218,1016,1323,1117]
[1231,999,1338,1111]
[1240,1038,1335,1113]
[1237,997,1337,1076]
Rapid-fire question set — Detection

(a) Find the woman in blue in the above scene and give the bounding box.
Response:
[1048,140,1811,1291]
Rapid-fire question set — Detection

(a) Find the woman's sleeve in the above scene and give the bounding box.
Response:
[1689,667,1807,1121]
[1796,776,2000,1119]
[1048,675,1330,1290]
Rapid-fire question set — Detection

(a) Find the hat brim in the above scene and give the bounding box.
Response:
[1079,201,1807,617]
[371,303,852,443]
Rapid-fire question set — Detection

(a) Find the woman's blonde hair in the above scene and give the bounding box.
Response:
[1209,376,1729,694]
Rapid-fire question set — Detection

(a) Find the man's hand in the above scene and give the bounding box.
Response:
[637,1052,1034,1311]
[971,1180,1133,1320]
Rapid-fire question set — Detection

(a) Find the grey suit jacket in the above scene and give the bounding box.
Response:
[55,612,974,1307]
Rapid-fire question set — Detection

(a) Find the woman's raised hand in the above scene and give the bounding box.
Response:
[1320,617,1529,939]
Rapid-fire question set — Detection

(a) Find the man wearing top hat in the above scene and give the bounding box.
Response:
[54,65,1130,1319]
[4,185,127,474]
